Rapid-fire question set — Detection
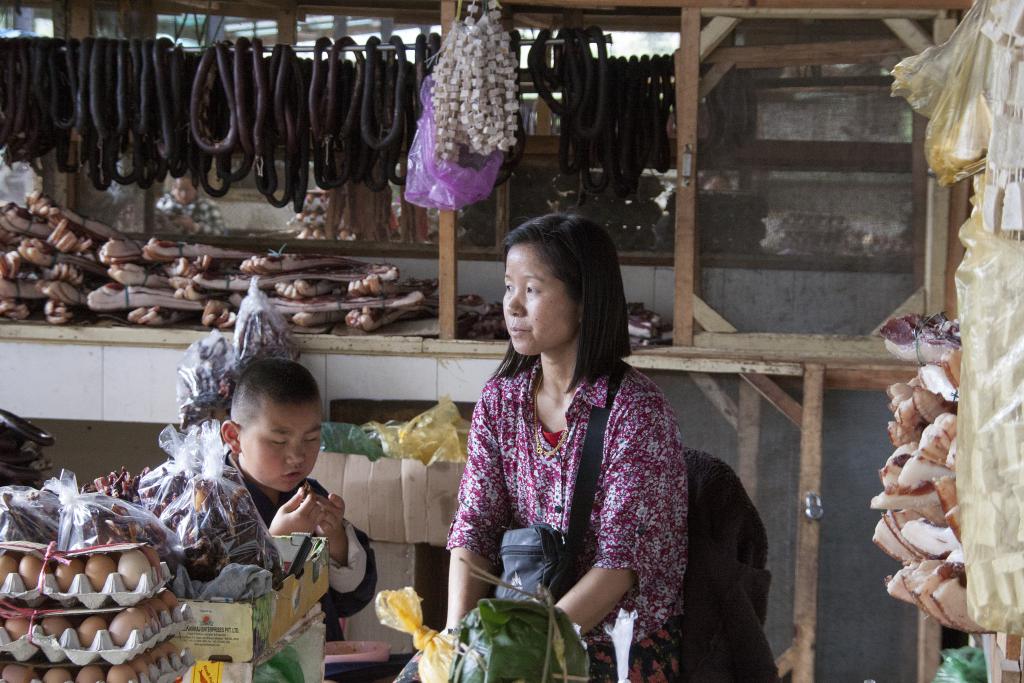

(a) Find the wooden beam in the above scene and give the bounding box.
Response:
[792,363,825,683]
[870,286,925,335]
[702,7,948,18]
[276,8,297,44]
[883,18,934,54]
[737,379,762,499]
[673,8,701,346]
[699,61,734,99]
[924,174,951,313]
[917,612,942,683]
[741,371,803,427]
[706,39,909,68]
[700,17,740,61]
[912,112,928,287]
[946,179,970,318]
[704,140,912,173]
[693,294,736,334]
[438,0,459,341]
[695,331,897,364]
[507,0,969,9]
[691,373,739,429]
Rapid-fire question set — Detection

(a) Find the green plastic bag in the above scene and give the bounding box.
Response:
[933,646,986,683]
[254,644,304,683]
[321,421,385,461]
[449,599,589,683]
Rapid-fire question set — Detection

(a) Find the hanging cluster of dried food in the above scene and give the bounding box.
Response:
[528,28,674,199]
[0,35,443,210]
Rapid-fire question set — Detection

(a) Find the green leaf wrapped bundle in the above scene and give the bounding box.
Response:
[449,598,589,683]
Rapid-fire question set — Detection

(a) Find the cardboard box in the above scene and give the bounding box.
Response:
[312,452,465,546]
[172,535,329,663]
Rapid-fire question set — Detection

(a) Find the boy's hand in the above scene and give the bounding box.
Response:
[313,493,350,565]
[269,488,320,536]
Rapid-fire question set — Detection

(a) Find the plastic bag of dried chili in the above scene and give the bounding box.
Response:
[234,277,298,372]
[44,470,184,566]
[157,420,281,582]
[176,329,238,429]
[0,486,60,543]
[405,77,503,211]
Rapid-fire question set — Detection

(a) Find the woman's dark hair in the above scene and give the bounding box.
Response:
[495,213,630,389]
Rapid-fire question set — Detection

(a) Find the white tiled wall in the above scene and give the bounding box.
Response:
[0,342,105,420]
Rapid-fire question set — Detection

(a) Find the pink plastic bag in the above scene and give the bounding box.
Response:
[405,77,503,211]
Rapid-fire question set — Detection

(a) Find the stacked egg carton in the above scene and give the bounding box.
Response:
[0,542,193,683]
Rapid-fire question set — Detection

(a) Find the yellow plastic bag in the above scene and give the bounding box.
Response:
[364,397,469,465]
[891,0,994,185]
[375,588,455,683]
[956,177,1024,632]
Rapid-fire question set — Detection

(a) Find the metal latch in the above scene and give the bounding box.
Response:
[804,491,824,521]
[681,144,694,187]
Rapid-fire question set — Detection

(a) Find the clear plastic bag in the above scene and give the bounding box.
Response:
[158,421,281,581]
[910,0,994,185]
[234,277,298,371]
[363,397,469,465]
[177,330,237,428]
[45,470,184,564]
[137,424,202,518]
[955,179,1024,632]
[405,77,504,211]
[376,588,455,683]
[0,485,60,543]
[891,3,987,118]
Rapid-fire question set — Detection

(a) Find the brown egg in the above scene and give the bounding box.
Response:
[0,553,19,585]
[41,616,73,638]
[84,554,117,592]
[74,666,105,683]
[4,617,30,640]
[17,554,43,589]
[104,664,137,683]
[75,615,107,648]
[1,664,35,683]
[127,656,150,675]
[156,590,178,611]
[108,607,148,647]
[139,546,160,568]
[42,668,74,683]
[116,550,150,591]
[54,558,84,592]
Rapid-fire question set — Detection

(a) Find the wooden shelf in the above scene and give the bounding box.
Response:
[0,320,911,386]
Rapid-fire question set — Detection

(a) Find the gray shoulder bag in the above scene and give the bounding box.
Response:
[496,364,626,602]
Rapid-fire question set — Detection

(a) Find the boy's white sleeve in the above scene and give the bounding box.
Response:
[328,521,367,594]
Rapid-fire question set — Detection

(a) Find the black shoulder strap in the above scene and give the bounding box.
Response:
[564,361,628,558]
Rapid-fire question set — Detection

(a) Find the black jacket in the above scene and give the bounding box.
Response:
[680,448,777,682]
[245,475,378,642]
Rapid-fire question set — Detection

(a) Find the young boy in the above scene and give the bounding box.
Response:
[220,357,376,641]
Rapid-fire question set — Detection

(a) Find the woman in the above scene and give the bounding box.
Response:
[443,213,689,681]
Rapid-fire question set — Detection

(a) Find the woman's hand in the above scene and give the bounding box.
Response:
[445,548,495,630]
[556,567,636,635]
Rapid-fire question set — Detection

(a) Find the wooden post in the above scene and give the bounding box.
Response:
[917,612,942,682]
[792,364,824,683]
[737,380,761,500]
[277,8,297,45]
[911,113,928,288]
[438,0,459,340]
[673,8,700,346]
[923,16,957,314]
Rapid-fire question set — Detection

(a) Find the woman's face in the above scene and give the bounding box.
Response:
[503,244,581,359]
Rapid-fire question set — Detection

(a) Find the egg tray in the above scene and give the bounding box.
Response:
[0,542,171,609]
[4,648,195,683]
[0,564,172,610]
[0,603,192,665]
